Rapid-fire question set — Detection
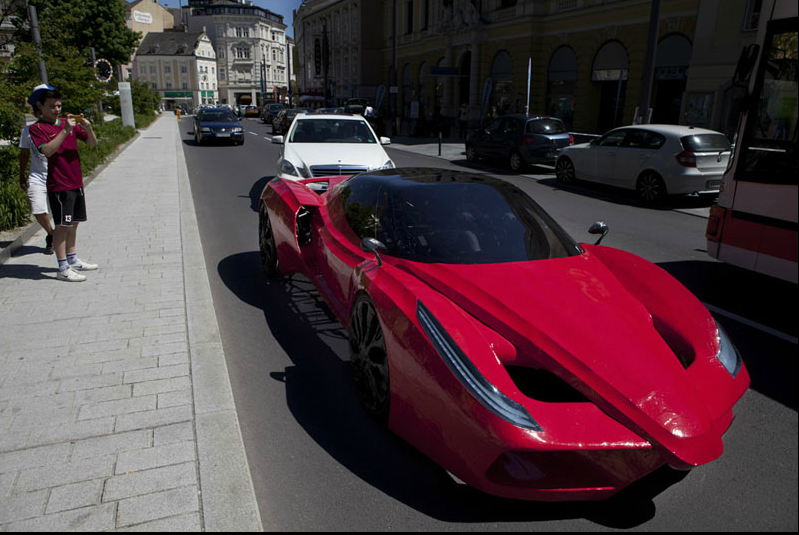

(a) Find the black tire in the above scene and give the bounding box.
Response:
[637,171,667,204]
[259,205,278,278]
[349,295,389,424]
[466,144,478,162]
[555,157,575,183]
[509,150,524,172]
[195,130,203,145]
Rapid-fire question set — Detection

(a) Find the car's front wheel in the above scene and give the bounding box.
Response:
[636,171,667,203]
[258,205,278,278]
[555,156,575,183]
[349,295,389,424]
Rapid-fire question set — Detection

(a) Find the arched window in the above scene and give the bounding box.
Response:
[593,40,628,131]
[547,45,577,128]
[491,50,513,114]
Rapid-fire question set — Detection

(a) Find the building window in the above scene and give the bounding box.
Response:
[236,46,251,59]
[220,68,226,80]
[500,0,517,8]
[164,65,171,73]
[405,1,414,34]
[235,27,250,38]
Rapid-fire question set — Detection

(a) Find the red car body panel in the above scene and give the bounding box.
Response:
[259,175,749,501]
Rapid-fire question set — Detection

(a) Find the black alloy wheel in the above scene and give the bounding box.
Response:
[636,171,667,204]
[555,157,575,183]
[466,144,478,162]
[259,205,278,278]
[349,295,390,424]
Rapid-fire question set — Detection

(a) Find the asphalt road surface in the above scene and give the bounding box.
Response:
[180,116,797,531]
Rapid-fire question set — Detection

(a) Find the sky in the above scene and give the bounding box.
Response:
[157,0,305,37]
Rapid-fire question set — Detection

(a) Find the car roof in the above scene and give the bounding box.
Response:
[497,114,565,122]
[295,112,362,119]
[609,124,725,136]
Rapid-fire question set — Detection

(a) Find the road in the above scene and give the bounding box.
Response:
[179,116,797,531]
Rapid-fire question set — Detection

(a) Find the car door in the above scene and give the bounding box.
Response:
[499,117,523,159]
[479,118,504,157]
[586,129,629,184]
[614,129,664,187]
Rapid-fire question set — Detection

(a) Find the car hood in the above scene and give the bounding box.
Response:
[285,143,391,170]
[199,121,240,129]
[397,250,729,467]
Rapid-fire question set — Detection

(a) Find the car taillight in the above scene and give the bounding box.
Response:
[569,134,574,145]
[675,150,697,167]
[523,134,537,145]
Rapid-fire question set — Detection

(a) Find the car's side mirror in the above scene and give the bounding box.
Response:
[361,237,386,266]
[272,136,284,144]
[380,137,391,145]
[588,221,609,245]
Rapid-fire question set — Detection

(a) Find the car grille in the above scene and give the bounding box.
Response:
[310,165,369,177]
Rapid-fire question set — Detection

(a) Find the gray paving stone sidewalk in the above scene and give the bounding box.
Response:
[0,115,261,531]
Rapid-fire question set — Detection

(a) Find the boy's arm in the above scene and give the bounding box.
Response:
[79,119,97,146]
[18,149,30,190]
[34,116,76,158]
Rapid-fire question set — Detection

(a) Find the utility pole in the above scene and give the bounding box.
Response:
[391,0,398,136]
[27,3,48,84]
[637,0,661,124]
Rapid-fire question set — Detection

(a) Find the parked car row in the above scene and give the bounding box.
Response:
[466,114,731,203]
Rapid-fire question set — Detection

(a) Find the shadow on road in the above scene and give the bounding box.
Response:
[216,250,691,527]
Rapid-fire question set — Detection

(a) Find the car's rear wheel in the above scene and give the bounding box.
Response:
[259,205,278,278]
[555,157,575,183]
[349,295,389,424]
[637,171,667,203]
[195,130,203,145]
[466,144,478,162]
[509,150,524,172]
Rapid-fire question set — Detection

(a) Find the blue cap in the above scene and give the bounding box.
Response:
[28,84,56,109]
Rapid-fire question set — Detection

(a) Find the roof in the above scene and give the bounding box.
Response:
[607,124,725,136]
[136,31,206,56]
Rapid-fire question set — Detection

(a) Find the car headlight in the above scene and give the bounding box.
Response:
[417,300,541,432]
[715,321,742,377]
[372,160,395,171]
[280,160,311,179]
[233,127,243,132]
[201,127,211,132]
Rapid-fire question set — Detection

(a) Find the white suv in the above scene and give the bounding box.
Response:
[555,124,732,203]
[272,113,394,188]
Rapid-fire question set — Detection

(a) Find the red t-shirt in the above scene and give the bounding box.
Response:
[28,119,88,192]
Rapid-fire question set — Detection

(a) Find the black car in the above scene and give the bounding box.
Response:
[193,107,244,146]
[272,107,313,135]
[466,115,574,172]
[261,103,285,124]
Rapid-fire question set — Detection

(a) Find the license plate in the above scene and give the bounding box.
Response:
[706,180,721,189]
[217,133,230,137]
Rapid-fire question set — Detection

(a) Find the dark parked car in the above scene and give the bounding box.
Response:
[193,107,244,146]
[261,103,285,124]
[272,107,313,135]
[466,115,574,172]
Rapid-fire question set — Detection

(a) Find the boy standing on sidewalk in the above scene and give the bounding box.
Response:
[27,86,99,282]
[19,103,55,254]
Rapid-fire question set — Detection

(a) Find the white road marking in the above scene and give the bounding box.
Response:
[703,302,798,345]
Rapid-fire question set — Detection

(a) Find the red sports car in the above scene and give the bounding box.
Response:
[257,168,749,501]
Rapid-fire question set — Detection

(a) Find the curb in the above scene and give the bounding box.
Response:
[0,126,142,266]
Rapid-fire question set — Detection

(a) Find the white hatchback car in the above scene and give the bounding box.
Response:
[273,113,394,188]
[555,124,732,202]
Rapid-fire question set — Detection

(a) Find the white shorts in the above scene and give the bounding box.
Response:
[27,180,50,215]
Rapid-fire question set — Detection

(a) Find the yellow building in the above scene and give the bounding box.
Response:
[381,0,705,135]
[123,0,176,81]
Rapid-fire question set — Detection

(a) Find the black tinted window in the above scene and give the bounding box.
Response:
[681,134,731,152]
[341,178,383,240]
[201,111,236,122]
[623,130,666,149]
[374,179,580,264]
[597,130,627,147]
[527,119,567,134]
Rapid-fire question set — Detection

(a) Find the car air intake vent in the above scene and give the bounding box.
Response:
[310,165,368,177]
[652,319,696,370]
[506,366,589,403]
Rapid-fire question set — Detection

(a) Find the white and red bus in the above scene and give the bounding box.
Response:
[706,0,797,283]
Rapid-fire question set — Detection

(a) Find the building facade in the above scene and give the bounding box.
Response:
[123,0,177,81]
[133,31,218,110]
[184,0,289,106]
[293,0,385,106]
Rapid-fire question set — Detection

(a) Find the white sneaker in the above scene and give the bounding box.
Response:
[57,268,87,282]
[69,258,99,271]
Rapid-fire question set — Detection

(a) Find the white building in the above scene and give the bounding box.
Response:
[133,31,218,110]
[183,0,289,106]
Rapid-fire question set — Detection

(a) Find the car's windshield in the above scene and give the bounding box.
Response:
[345,177,582,264]
[290,119,377,143]
[201,110,237,122]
